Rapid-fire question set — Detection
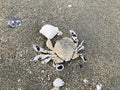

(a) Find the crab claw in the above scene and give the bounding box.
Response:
[39,24,62,39]
[33,45,41,52]
[55,64,64,71]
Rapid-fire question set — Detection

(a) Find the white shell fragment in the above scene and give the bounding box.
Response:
[83,79,89,84]
[68,4,72,8]
[96,83,102,90]
[53,78,65,88]
[39,24,62,39]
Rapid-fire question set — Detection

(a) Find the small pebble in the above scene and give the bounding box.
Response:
[83,78,89,84]
[26,69,33,74]
[17,79,21,82]
[42,20,45,23]
[7,17,21,28]
[59,7,62,10]
[46,74,51,81]
[18,88,22,90]
[96,83,102,90]
[65,88,69,90]
[41,70,45,73]
[41,78,44,80]
[68,4,72,8]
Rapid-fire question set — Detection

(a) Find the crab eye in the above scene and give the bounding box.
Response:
[72,33,77,37]
[33,45,40,52]
[36,46,40,51]
[57,65,63,69]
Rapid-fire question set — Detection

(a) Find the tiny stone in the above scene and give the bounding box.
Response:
[65,88,69,90]
[41,70,45,73]
[18,88,22,90]
[68,4,72,8]
[59,8,62,10]
[26,69,33,74]
[46,74,51,81]
[17,79,21,82]
[83,79,89,84]
[41,78,44,80]
[7,17,21,28]
[96,83,102,90]
[42,20,45,23]
[33,9,36,11]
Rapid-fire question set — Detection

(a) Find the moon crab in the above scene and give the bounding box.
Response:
[33,29,86,71]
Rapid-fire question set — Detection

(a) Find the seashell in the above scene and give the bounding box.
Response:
[39,24,62,39]
[53,78,65,88]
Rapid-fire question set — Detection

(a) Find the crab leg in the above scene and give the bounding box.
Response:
[51,55,64,67]
[41,57,52,64]
[76,40,85,52]
[33,54,51,62]
[79,54,86,62]
[33,45,53,53]
[69,30,78,43]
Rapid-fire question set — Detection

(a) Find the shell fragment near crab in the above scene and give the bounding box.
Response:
[53,78,65,88]
[39,24,62,39]
[51,78,65,90]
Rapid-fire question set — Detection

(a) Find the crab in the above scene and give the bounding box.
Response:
[33,30,86,69]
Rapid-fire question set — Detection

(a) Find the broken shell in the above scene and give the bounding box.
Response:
[39,24,62,39]
[53,78,65,88]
